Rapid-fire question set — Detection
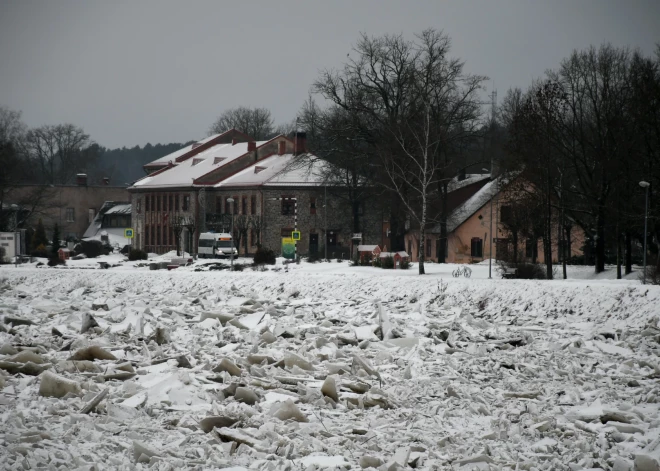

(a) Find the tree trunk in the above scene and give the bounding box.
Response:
[616,225,622,279]
[545,181,553,280]
[512,231,518,265]
[418,228,426,275]
[563,225,570,279]
[625,230,632,275]
[352,201,361,234]
[595,205,606,273]
[437,183,448,263]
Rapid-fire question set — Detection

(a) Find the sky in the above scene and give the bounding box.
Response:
[1,0,658,149]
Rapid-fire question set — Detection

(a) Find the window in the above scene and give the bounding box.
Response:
[169,195,173,212]
[88,209,95,224]
[182,195,190,211]
[163,194,168,212]
[250,229,256,246]
[157,226,161,246]
[137,199,141,213]
[65,208,75,222]
[251,195,256,215]
[151,226,155,247]
[242,196,247,215]
[163,225,168,246]
[216,197,223,214]
[426,239,432,258]
[175,194,180,211]
[310,197,317,215]
[225,198,231,214]
[281,197,295,215]
[145,195,150,212]
[156,195,161,212]
[471,238,483,258]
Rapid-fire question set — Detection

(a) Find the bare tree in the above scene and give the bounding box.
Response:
[312,29,487,274]
[208,107,274,140]
[250,215,265,247]
[232,214,249,255]
[24,124,96,184]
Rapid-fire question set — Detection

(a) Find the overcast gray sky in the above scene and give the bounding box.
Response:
[1,0,658,149]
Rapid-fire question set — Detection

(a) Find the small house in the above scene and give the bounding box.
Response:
[58,248,71,261]
[357,244,381,262]
[379,250,410,269]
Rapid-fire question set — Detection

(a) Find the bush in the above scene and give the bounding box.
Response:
[254,246,276,265]
[74,240,110,259]
[381,256,395,269]
[31,244,48,258]
[0,247,6,264]
[231,263,245,272]
[47,256,65,267]
[399,259,411,270]
[498,260,547,279]
[128,249,148,261]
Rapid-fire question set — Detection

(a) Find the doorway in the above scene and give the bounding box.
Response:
[310,233,319,254]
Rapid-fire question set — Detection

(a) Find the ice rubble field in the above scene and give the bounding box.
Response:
[0,267,659,470]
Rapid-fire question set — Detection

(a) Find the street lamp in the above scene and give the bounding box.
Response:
[227,197,234,268]
[640,181,650,285]
[482,168,494,279]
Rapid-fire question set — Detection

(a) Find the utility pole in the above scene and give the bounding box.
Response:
[488,87,497,280]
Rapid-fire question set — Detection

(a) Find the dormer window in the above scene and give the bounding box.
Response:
[213,157,226,165]
[192,142,202,149]
[254,166,267,174]
[192,158,204,166]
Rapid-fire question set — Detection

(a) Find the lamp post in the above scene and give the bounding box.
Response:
[482,169,493,279]
[640,181,650,285]
[227,197,234,268]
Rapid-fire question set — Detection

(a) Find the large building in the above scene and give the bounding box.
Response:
[128,129,384,257]
[3,175,129,240]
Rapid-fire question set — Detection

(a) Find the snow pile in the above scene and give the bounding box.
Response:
[0,270,659,469]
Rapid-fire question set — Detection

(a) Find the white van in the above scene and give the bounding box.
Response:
[198,232,237,258]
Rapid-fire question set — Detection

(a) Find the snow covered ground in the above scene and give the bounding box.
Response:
[0,260,659,470]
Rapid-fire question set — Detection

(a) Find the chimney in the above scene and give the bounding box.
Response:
[102,177,110,185]
[458,168,466,181]
[76,173,88,186]
[247,141,256,152]
[232,138,237,145]
[294,131,307,155]
[278,140,286,155]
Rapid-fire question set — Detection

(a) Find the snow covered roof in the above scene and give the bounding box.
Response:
[380,251,409,258]
[132,141,267,189]
[357,245,380,252]
[103,204,131,215]
[144,134,222,168]
[213,153,327,189]
[447,173,491,192]
[441,178,501,233]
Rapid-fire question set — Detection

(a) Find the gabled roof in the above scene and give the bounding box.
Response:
[447,173,491,192]
[131,141,267,189]
[144,133,222,168]
[440,178,501,233]
[213,153,327,189]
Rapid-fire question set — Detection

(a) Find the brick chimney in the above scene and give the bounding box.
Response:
[294,132,306,155]
[278,140,286,155]
[232,138,238,146]
[76,173,88,186]
[247,141,256,152]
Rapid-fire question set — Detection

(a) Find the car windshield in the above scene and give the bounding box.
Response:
[216,240,233,248]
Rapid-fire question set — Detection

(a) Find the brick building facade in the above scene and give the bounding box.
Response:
[129,129,384,257]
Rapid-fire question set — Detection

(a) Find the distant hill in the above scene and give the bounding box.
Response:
[98,141,194,186]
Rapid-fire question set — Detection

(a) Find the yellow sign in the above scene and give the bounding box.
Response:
[124,228,134,239]
[282,237,295,259]
[291,231,301,241]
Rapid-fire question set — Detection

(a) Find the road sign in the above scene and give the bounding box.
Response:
[124,228,134,239]
[291,231,301,241]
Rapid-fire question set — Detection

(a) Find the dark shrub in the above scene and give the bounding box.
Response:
[381,256,395,269]
[254,246,276,265]
[128,249,148,261]
[399,259,411,270]
[231,263,245,272]
[31,244,49,258]
[498,259,547,279]
[75,240,110,259]
[47,256,64,267]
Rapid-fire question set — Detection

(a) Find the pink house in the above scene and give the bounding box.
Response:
[405,176,585,264]
[357,244,381,262]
